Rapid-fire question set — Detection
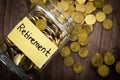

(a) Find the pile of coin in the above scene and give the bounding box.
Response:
[56,0,114,74]
[90,51,117,77]
[0,38,40,78]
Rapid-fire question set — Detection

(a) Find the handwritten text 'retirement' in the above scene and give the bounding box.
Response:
[17,23,51,57]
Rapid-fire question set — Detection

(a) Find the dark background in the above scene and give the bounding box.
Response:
[0,0,120,80]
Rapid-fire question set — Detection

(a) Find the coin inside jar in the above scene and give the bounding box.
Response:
[22,58,33,71]
[14,54,25,66]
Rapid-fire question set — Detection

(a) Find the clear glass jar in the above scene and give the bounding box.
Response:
[0,1,74,80]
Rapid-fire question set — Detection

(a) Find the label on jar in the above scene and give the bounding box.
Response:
[8,17,58,68]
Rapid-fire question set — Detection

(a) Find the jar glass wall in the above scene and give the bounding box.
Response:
[0,1,74,80]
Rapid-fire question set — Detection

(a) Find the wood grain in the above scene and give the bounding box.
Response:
[0,0,120,80]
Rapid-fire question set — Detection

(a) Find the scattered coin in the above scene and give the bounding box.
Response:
[64,5,75,17]
[85,14,96,25]
[82,24,93,34]
[76,4,86,13]
[115,61,120,74]
[77,29,88,45]
[70,41,80,52]
[97,64,110,77]
[91,53,103,67]
[57,1,70,11]
[85,1,96,14]
[78,47,89,58]
[73,62,83,73]
[64,56,74,67]
[71,12,84,24]
[60,46,71,57]
[102,4,113,14]
[103,19,113,29]
[103,52,115,65]
[94,0,104,8]
[70,30,78,41]
[96,11,106,22]
[76,0,86,4]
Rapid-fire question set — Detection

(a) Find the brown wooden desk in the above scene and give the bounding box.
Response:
[0,0,120,80]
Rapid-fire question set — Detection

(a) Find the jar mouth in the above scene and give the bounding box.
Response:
[33,1,75,33]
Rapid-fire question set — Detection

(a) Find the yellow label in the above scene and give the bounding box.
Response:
[8,17,58,68]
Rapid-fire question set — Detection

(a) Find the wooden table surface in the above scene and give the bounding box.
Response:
[0,0,120,80]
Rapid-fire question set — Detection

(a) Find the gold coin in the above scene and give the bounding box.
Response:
[89,25,93,32]
[97,64,110,77]
[64,56,74,67]
[103,19,113,29]
[70,41,80,52]
[94,0,104,8]
[115,61,120,74]
[78,38,88,46]
[68,0,74,5]
[85,1,96,14]
[22,59,33,71]
[70,30,78,41]
[36,19,47,31]
[85,14,96,25]
[96,11,106,22]
[41,0,46,4]
[75,0,79,7]
[29,0,39,4]
[103,52,115,65]
[77,29,88,45]
[91,53,103,67]
[64,5,75,17]
[57,1,70,11]
[14,54,24,65]
[82,24,93,34]
[76,4,86,13]
[60,46,71,57]
[102,4,113,14]
[73,62,83,73]
[78,47,89,58]
[74,23,82,31]
[76,0,86,4]
[89,0,95,1]
[71,11,84,24]
[77,29,88,41]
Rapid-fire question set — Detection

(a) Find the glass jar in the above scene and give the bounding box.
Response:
[0,0,74,80]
